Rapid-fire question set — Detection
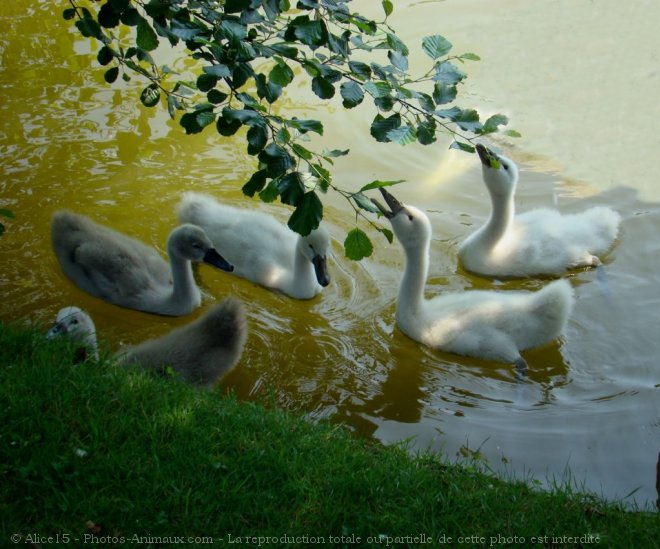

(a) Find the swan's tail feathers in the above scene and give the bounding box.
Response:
[532,279,575,338]
[176,192,208,225]
[582,207,622,252]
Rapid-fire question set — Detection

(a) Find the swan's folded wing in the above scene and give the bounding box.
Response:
[70,240,170,301]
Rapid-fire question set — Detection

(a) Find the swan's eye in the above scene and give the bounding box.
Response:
[191,243,201,249]
[503,164,509,171]
[407,214,414,221]
[71,319,78,325]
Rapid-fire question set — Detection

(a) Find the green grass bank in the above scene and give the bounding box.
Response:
[1,322,657,548]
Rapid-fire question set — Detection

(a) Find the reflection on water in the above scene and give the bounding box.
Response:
[1,1,659,509]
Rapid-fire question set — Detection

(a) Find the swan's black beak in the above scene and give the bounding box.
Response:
[476,143,501,170]
[371,187,404,219]
[203,248,234,272]
[46,321,66,339]
[312,254,330,287]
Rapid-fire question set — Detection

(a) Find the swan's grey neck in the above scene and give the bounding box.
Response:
[167,244,200,313]
[398,242,428,319]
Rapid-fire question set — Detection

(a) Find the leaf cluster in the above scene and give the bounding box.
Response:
[64,0,517,259]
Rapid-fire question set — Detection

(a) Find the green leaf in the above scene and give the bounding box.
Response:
[225,0,252,13]
[0,209,15,219]
[432,82,457,105]
[291,143,313,161]
[140,84,160,107]
[323,149,350,158]
[255,73,282,104]
[453,108,482,132]
[97,46,115,66]
[196,73,217,93]
[348,61,371,81]
[504,129,522,138]
[269,63,294,87]
[378,226,394,244]
[232,63,254,88]
[328,32,349,58]
[344,228,373,260]
[98,2,120,28]
[460,52,481,61]
[203,64,232,78]
[258,143,294,177]
[287,191,323,236]
[358,179,405,193]
[259,179,280,203]
[422,35,453,60]
[387,125,417,145]
[278,172,305,206]
[63,8,76,20]
[180,109,215,134]
[364,80,391,99]
[370,113,401,143]
[340,81,364,108]
[288,118,324,135]
[311,76,335,99]
[309,164,330,192]
[76,18,103,40]
[388,50,408,72]
[104,67,119,83]
[433,61,466,85]
[216,115,242,136]
[482,114,509,134]
[449,141,476,153]
[120,8,141,26]
[137,18,159,51]
[294,20,329,48]
[382,0,394,17]
[417,119,437,145]
[207,89,228,104]
[386,33,409,56]
[247,124,268,155]
[352,192,379,213]
[242,169,268,196]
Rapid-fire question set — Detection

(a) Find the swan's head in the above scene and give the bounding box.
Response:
[372,188,432,250]
[47,306,99,362]
[476,144,518,197]
[47,306,95,340]
[299,226,331,287]
[168,224,234,272]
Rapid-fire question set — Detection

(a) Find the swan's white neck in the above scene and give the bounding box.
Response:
[167,245,201,315]
[292,238,318,295]
[397,241,428,323]
[480,185,515,246]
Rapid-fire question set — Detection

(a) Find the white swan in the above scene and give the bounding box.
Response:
[458,144,621,277]
[177,192,330,299]
[51,210,234,316]
[47,298,247,388]
[373,188,574,370]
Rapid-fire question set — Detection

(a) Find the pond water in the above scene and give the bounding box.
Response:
[1,0,658,509]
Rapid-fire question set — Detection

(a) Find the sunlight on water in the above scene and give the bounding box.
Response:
[0,0,658,508]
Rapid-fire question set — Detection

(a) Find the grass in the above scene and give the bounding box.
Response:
[0,322,657,548]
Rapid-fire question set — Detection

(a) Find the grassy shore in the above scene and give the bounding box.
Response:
[1,322,657,548]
